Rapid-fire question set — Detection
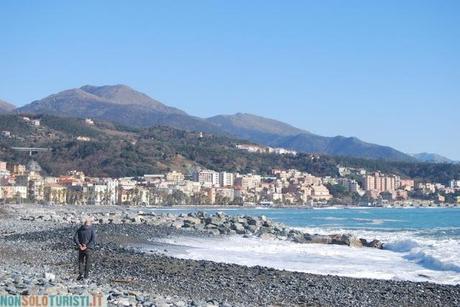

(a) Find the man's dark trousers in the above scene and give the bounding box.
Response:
[78,250,90,277]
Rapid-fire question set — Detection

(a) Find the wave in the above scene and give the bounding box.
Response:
[405,250,460,273]
[311,216,395,225]
[149,207,241,212]
[385,239,420,252]
[150,233,460,285]
[137,207,460,284]
[350,218,404,225]
[312,206,344,210]
[296,227,460,274]
[385,238,460,273]
[312,217,347,221]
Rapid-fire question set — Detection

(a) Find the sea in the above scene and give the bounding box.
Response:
[144,207,460,285]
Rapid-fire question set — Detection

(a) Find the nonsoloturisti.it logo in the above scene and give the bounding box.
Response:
[0,294,106,307]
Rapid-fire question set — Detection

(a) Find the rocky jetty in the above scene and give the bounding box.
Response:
[18,209,383,249]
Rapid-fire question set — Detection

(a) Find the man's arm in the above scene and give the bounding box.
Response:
[73,229,80,246]
[87,228,96,249]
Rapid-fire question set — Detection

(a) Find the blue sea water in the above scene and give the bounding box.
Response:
[146,207,460,284]
[149,207,460,236]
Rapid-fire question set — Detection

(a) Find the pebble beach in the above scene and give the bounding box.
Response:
[1,204,459,307]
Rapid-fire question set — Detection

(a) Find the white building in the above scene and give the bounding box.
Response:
[13,186,28,199]
[236,174,262,191]
[0,161,6,172]
[198,170,220,187]
[272,148,297,155]
[219,172,234,187]
[236,144,266,153]
[87,179,118,205]
[166,171,185,183]
[311,185,332,201]
[77,136,91,142]
[31,119,41,126]
[450,180,460,189]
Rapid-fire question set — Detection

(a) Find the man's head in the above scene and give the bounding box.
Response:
[82,217,93,226]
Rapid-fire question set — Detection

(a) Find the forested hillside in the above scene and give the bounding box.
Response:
[0,114,459,183]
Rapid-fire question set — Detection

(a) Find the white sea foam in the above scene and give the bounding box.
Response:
[385,239,420,252]
[312,217,347,221]
[139,208,460,284]
[385,238,460,273]
[295,226,460,274]
[351,218,403,223]
[152,230,460,285]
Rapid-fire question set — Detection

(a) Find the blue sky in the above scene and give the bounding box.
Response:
[1,1,459,159]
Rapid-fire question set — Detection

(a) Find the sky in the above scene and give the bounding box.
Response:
[1,1,459,159]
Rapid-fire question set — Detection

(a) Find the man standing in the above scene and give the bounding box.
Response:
[73,217,96,280]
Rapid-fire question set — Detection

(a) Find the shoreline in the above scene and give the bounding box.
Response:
[139,205,460,210]
[1,204,460,306]
[7,202,460,211]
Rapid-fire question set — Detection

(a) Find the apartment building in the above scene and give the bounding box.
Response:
[219,172,234,187]
[198,170,220,187]
[363,172,400,193]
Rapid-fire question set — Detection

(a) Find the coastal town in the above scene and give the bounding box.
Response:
[2,2,460,307]
[1,159,459,207]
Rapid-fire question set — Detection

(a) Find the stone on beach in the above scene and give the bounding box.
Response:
[44,272,56,282]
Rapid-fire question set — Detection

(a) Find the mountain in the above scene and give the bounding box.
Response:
[207,113,415,162]
[17,85,219,133]
[79,85,184,113]
[207,113,308,144]
[208,113,307,136]
[18,84,415,161]
[0,99,15,113]
[412,152,457,164]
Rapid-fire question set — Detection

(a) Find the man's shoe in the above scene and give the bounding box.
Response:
[77,275,83,281]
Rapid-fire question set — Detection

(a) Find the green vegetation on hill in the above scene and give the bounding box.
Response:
[332,156,460,184]
[0,114,459,183]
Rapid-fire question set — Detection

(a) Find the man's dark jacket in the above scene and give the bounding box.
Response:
[73,225,96,249]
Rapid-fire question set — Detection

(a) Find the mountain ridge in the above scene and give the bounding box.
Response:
[0,99,15,113]
[412,152,458,164]
[207,113,309,136]
[207,113,414,161]
[17,85,222,134]
[16,84,418,162]
[79,84,186,114]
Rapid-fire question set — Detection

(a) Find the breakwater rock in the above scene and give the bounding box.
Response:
[18,209,383,249]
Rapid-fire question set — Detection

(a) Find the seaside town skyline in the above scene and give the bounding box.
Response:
[1,114,459,207]
[2,156,460,207]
